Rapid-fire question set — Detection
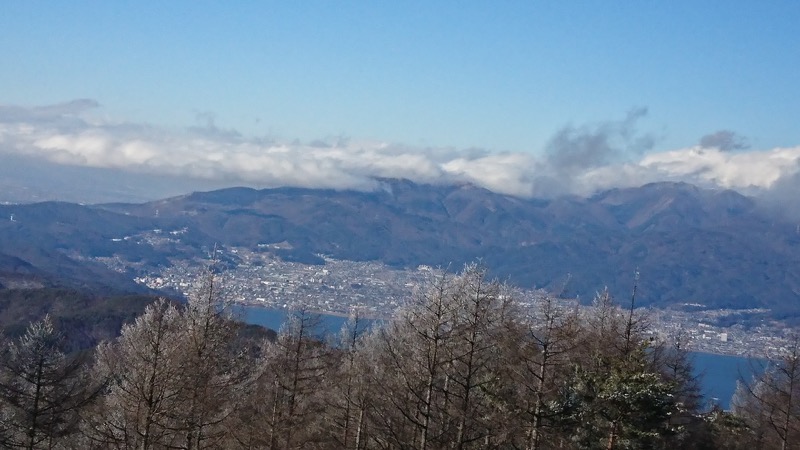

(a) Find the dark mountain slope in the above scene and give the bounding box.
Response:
[0,203,161,293]
[0,288,158,351]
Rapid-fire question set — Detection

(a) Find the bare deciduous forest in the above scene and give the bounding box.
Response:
[0,264,796,449]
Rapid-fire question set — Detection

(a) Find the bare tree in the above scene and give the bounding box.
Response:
[323,309,372,449]
[167,269,249,450]
[0,315,96,449]
[83,299,186,449]
[505,293,580,450]
[441,264,515,449]
[732,337,800,450]
[364,264,520,449]
[86,265,251,450]
[366,267,458,449]
[235,307,330,450]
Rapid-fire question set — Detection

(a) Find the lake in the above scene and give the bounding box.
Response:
[232,304,374,337]
[691,351,763,409]
[235,305,758,409]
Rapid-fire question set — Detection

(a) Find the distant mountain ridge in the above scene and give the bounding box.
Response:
[1,179,798,318]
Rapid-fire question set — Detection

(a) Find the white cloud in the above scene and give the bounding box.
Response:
[442,152,538,197]
[1,100,799,200]
[639,147,800,190]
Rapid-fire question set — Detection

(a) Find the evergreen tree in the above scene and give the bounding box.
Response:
[556,289,676,449]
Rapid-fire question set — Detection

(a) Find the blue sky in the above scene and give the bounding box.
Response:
[3,1,799,152]
[1,2,800,200]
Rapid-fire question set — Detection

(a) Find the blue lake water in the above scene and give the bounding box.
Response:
[232,305,372,337]
[691,351,763,409]
[235,305,758,409]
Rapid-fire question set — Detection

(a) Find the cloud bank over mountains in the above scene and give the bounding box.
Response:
[1,100,799,200]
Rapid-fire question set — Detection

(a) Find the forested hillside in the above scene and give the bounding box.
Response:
[0,288,157,351]
[3,180,800,318]
[0,265,795,449]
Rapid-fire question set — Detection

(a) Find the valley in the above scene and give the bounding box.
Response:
[1,179,798,360]
[125,237,787,358]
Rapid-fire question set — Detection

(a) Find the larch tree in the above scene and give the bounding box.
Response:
[504,293,581,450]
[168,270,249,450]
[237,307,330,450]
[86,266,252,450]
[322,309,372,450]
[0,315,96,450]
[440,264,515,449]
[364,264,520,449]
[732,337,800,450]
[83,299,186,449]
[365,267,458,449]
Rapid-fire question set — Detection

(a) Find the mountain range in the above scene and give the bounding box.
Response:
[1,179,798,320]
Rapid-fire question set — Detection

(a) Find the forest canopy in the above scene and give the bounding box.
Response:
[0,264,795,449]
